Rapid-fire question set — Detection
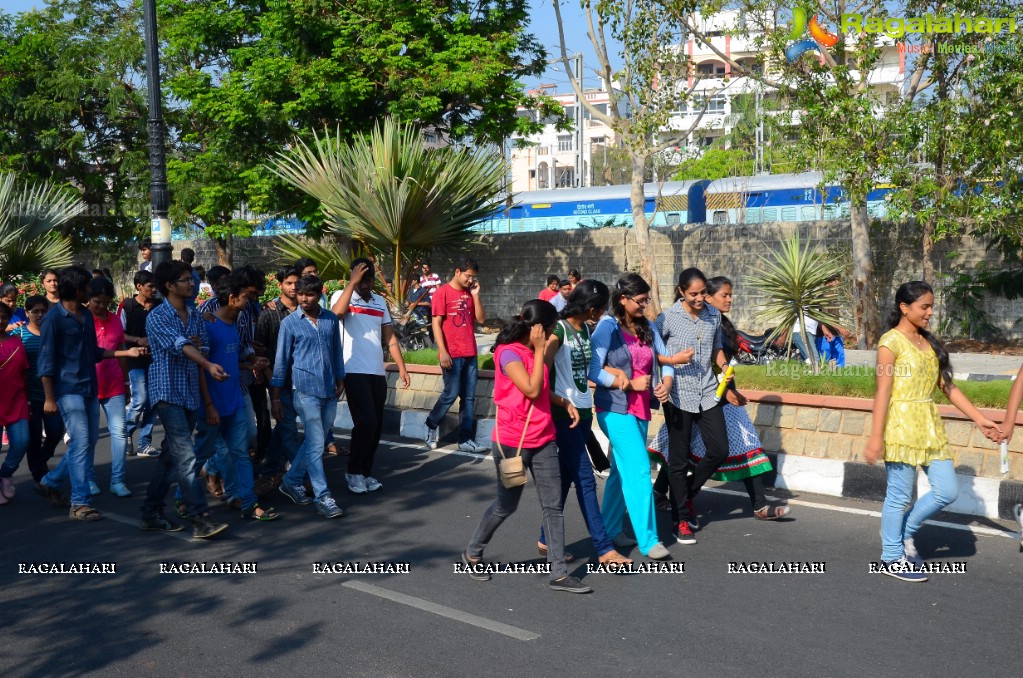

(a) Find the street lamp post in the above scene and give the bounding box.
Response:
[143,0,172,268]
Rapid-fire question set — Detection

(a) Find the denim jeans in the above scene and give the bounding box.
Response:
[467,441,568,580]
[202,391,255,500]
[27,399,64,482]
[0,419,30,479]
[126,368,155,448]
[262,389,297,476]
[286,390,336,500]
[88,395,127,486]
[539,417,615,557]
[792,331,819,363]
[142,402,207,519]
[195,409,256,511]
[881,459,958,561]
[426,356,477,443]
[42,395,100,507]
[597,411,659,556]
[815,334,846,367]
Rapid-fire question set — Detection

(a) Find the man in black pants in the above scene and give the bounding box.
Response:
[330,259,410,493]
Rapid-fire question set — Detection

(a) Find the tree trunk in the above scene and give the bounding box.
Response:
[849,200,879,348]
[212,235,233,268]
[922,215,935,284]
[629,152,663,316]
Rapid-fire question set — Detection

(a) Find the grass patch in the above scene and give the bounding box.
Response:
[396,348,494,371]
[735,363,1012,408]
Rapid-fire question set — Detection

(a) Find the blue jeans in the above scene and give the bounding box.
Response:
[881,459,958,561]
[426,356,477,443]
[142,402,207,518]
[286,390,336,500]
[195,409,256,510]
[597,411,659,556]
[262,389,298,476]
[42,395,100,507]
[126,368,155,448]
[202,390,255,499]
[88,395,127,486]
[792,331,819,363]
[0,419,30,479]
[539,417,615,557]
[815,334,846,367]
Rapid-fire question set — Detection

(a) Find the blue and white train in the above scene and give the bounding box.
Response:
[475,171,895,233]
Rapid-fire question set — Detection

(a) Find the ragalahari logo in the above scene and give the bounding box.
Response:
[786,7,839,62]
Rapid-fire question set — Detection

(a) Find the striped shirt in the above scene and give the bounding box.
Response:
[655,301,723,413]
[256,297,294,387]
[146,300,209,411]
[13,327,44,402]
[331,290,392,376]
[270,307,346,398]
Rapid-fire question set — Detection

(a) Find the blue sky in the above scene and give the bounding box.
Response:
[2,0,600,91]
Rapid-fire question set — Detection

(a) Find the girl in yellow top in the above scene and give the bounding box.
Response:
[865,281,999,582]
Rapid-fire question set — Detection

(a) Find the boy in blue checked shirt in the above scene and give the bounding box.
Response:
[270,275,346,518]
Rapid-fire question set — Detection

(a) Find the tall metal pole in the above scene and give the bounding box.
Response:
[574,54,584,187]
[143,0,172,268]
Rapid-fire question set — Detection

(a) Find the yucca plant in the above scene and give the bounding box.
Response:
[747,231,844,375]
[0,172,81,279]
[273,234,355,282]
[269,117,505,304]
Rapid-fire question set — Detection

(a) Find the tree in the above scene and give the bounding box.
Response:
[673,148,755,181]
[0,172,80,279]
[0,1,150,247]
[270,117,506,304]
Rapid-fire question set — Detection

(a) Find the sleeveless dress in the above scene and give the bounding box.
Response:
[877,329,951,465]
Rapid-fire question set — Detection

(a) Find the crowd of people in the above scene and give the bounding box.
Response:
[0,249,1015,590]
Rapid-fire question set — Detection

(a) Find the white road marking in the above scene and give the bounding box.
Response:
[342,580,540,641]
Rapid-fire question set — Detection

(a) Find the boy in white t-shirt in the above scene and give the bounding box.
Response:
[331,259,411,494]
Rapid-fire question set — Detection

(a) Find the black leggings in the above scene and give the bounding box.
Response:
[664,402,730,521]
[654,463,768,513]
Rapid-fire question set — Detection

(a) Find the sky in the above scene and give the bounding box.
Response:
[2,0,601,94]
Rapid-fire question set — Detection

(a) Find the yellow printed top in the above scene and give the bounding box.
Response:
[877,329,952,465]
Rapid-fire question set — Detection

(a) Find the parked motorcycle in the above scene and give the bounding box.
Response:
[735,327,801,364]
[393,311,433,353]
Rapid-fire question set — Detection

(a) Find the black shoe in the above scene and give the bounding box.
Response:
[460,550,491,581]
[140,512,184,532]
[191,513,228,539]
[126,440,137,457]
[549,575,593,594]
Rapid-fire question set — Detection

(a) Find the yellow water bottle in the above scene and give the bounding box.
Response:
[716,359,737,400]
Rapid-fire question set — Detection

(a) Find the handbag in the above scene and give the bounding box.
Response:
[494,404,533,489]
[585,430,611,472]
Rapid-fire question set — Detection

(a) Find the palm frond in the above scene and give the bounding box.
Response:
[272,234,353,282]
[0,172,82,278]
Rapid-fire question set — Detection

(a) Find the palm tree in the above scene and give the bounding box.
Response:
[0,172,80,279]
[269,117,506,303]
[747,231,844,375]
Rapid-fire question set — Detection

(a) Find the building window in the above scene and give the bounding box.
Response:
[555,167,575,188]
[558,135,573,152]
[707,96,725,112]
[537,162,550,189]
[712,210,728,224]
[590,136,606,146]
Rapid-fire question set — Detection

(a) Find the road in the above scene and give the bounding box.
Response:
[1,428,1021,677]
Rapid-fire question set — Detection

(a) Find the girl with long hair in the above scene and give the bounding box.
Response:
[865,281,998,582]
[588,274,676,560]
[463,299,592,594]
[537,280,632,566]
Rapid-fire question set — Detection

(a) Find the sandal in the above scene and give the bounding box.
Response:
[175,498,187,518]
[754,504,790,521]
[35,482,70,508]
[598,550,633,566]
[225,498,242,510]
[242,503,280,521]
[537,542,576,563]
[69,505,103,521]
[200,468,224,497]
[325,443,338,456]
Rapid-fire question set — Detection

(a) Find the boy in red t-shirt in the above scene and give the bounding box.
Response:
[424,257,488,453]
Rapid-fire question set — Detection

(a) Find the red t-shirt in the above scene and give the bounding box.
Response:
[493,343,555,449]
[538,288,558,302]
[432,283,477,358]
[0,335,29,425]
[93,311,127,399]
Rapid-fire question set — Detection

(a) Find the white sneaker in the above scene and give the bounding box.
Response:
[364,476,382,492]
[458,439,490,454]
[345,473,368,494]
[424,426,439,450]
[89,481,102,496]
[903,537,923,566]
[646,543,671,560]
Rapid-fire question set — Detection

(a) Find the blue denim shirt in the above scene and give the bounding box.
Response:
[271,307,346,398]
[587,314,673,415]
[37,303,101,399]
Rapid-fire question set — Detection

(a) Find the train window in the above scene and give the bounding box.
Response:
[780,207,797,221]
[745,208,761,224]
[801,206,817,220]
[762,208,777,221]
[666,212,681,226]
[712,210,728,225]
[823,204,839,219]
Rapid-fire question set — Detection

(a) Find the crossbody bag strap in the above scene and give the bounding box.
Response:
[494,402,534,460]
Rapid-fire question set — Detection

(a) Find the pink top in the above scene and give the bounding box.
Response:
[93,311,126,399]
[622,331,653,420]
[492,343,555,450]
[0,335,29,425]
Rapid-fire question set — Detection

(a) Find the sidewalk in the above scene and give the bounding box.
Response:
[845,349,1020,381]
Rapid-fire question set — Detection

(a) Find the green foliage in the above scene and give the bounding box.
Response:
[939,266,1004,341]
[0,172,80,279]
[398,347,494,370]
[746,231,844,374]
[270,117,506,304]
[673,149,754,181]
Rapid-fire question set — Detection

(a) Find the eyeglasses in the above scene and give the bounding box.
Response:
[175,278,195,285]
[627,296,650,306]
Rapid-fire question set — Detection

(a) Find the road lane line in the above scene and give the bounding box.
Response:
[342,580,540,641]
[102,510,197,543]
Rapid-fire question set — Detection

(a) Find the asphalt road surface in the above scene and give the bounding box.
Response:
[2,430,1021,677]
